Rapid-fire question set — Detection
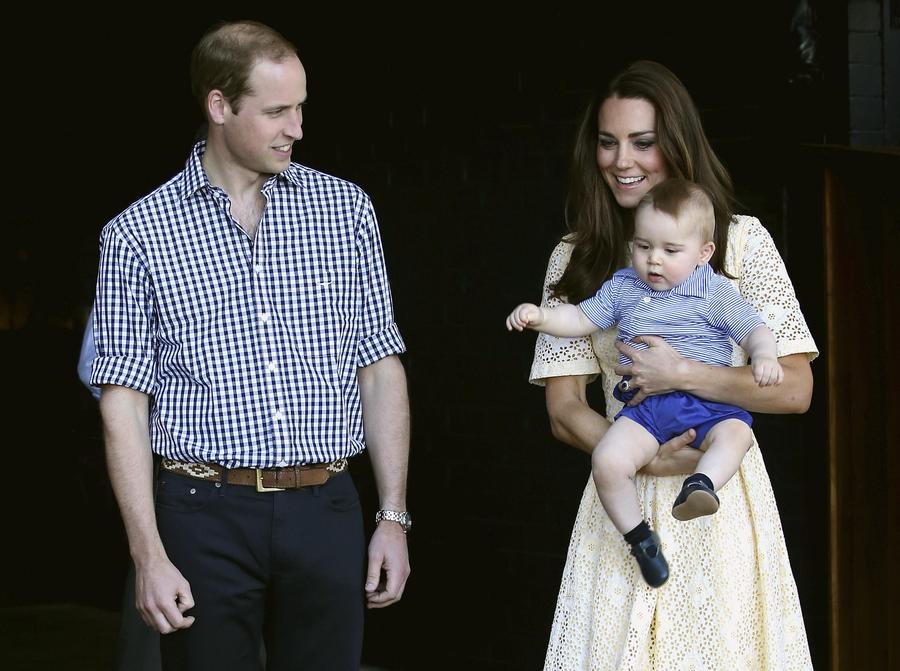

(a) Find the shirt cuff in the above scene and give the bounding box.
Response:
[358,323,406,368]
[91,356,156,395]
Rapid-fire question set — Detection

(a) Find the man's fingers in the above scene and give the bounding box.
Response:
[364,553,383,593]
[141,584,196,633]
[176,589,195,614]
[366,570,407,609]
[146,601,194,634]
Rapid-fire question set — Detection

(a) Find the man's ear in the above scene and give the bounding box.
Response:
[699,240,715,265]
[206,90,228,125]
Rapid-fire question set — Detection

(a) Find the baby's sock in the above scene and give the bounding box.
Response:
[682,472,714,492]
[672,472,720,521]
[623,520,652,546]
[624,520,669,587]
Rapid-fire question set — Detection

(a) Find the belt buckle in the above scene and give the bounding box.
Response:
[255,468,284,492]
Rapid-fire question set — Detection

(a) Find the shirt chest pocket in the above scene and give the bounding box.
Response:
[288,271,352,360]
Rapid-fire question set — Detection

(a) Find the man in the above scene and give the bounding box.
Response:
[91,20,411,670]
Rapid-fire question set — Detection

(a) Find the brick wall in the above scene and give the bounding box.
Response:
[848,0,900,145]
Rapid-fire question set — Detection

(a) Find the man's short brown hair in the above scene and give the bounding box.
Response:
[190,20,297,115]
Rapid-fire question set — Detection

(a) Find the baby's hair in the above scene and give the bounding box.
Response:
[637,179,715,241]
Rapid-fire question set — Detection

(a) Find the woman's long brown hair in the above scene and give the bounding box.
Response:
[553,61,736,304]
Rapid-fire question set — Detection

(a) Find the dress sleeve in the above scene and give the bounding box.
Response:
[735,216,819,361]
[529,241,602,386]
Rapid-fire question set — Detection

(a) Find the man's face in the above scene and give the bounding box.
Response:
[220,55,307,177]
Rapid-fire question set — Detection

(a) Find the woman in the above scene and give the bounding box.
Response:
[531,61,816,670]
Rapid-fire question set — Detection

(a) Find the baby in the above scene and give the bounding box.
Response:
[506,178,782,587]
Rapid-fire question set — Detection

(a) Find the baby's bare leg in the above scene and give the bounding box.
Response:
[672,419,753,521]
[695,419,753,490]
[591,417,660,534]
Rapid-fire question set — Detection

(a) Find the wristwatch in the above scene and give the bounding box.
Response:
[375,509,412,533]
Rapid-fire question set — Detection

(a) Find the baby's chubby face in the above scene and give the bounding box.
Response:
[631,207,714,291]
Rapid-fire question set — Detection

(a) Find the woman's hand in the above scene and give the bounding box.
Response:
[614,335,692,405]
[638,429,702,476]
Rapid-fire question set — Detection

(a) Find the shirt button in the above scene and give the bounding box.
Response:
[255,264,263,274]
[642,296,651,303]
[278,459,288,467]
[260,313,270,323]
[267,362,277,372]
[273,410,284,421]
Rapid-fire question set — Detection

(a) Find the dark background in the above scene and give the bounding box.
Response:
[3,3,841,669]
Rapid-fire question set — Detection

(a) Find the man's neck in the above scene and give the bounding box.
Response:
[201,144,269,238]
[201,143,271,204]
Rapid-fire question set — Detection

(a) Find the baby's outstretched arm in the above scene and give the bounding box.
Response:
[506,303,597,337]
[740,324,783,386]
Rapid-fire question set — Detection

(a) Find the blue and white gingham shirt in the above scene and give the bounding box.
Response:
[91,142,406,468]
[579,264,763,367]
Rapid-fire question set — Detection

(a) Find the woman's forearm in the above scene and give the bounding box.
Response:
[679,352,812,413]
[545,376,611,454]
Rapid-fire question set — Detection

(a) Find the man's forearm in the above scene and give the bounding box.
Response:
[100,385,166,566]
[358,356,410,509]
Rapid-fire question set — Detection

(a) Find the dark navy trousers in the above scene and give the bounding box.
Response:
[155,469,365,671]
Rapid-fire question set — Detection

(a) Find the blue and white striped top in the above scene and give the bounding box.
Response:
[579,264,762,367]
[91,142,405,468]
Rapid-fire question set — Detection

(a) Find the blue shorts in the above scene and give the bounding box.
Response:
[613,378,752,448]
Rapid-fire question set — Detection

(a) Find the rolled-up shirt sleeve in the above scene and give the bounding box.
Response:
[354,192,406,367]
[90,223,157,394]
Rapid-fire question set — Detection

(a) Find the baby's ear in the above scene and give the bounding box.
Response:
[699,240,715,265]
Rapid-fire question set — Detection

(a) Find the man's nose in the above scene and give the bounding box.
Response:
[285,108,303,140]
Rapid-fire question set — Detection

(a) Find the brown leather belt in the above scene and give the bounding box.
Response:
[160,458,348,492]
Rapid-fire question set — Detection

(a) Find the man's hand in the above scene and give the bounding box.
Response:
[365,522,410,609]
[506,303,543,331]
[135,557,196,633]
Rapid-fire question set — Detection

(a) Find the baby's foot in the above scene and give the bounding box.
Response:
[672,479,720,521]
[629,531,669,587]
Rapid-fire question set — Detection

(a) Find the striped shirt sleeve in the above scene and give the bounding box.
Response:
[578,275,622,330]
[707,277,764,346]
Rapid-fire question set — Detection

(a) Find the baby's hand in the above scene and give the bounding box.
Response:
[751,356,783,387]
[506,303,543,331]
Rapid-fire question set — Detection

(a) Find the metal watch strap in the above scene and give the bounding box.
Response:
[375,509,411,532]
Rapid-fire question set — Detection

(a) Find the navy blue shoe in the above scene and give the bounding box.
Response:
[630,531,669,588]
[672,479,720,521]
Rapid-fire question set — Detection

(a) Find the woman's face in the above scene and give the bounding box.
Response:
[596,96,668,210]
